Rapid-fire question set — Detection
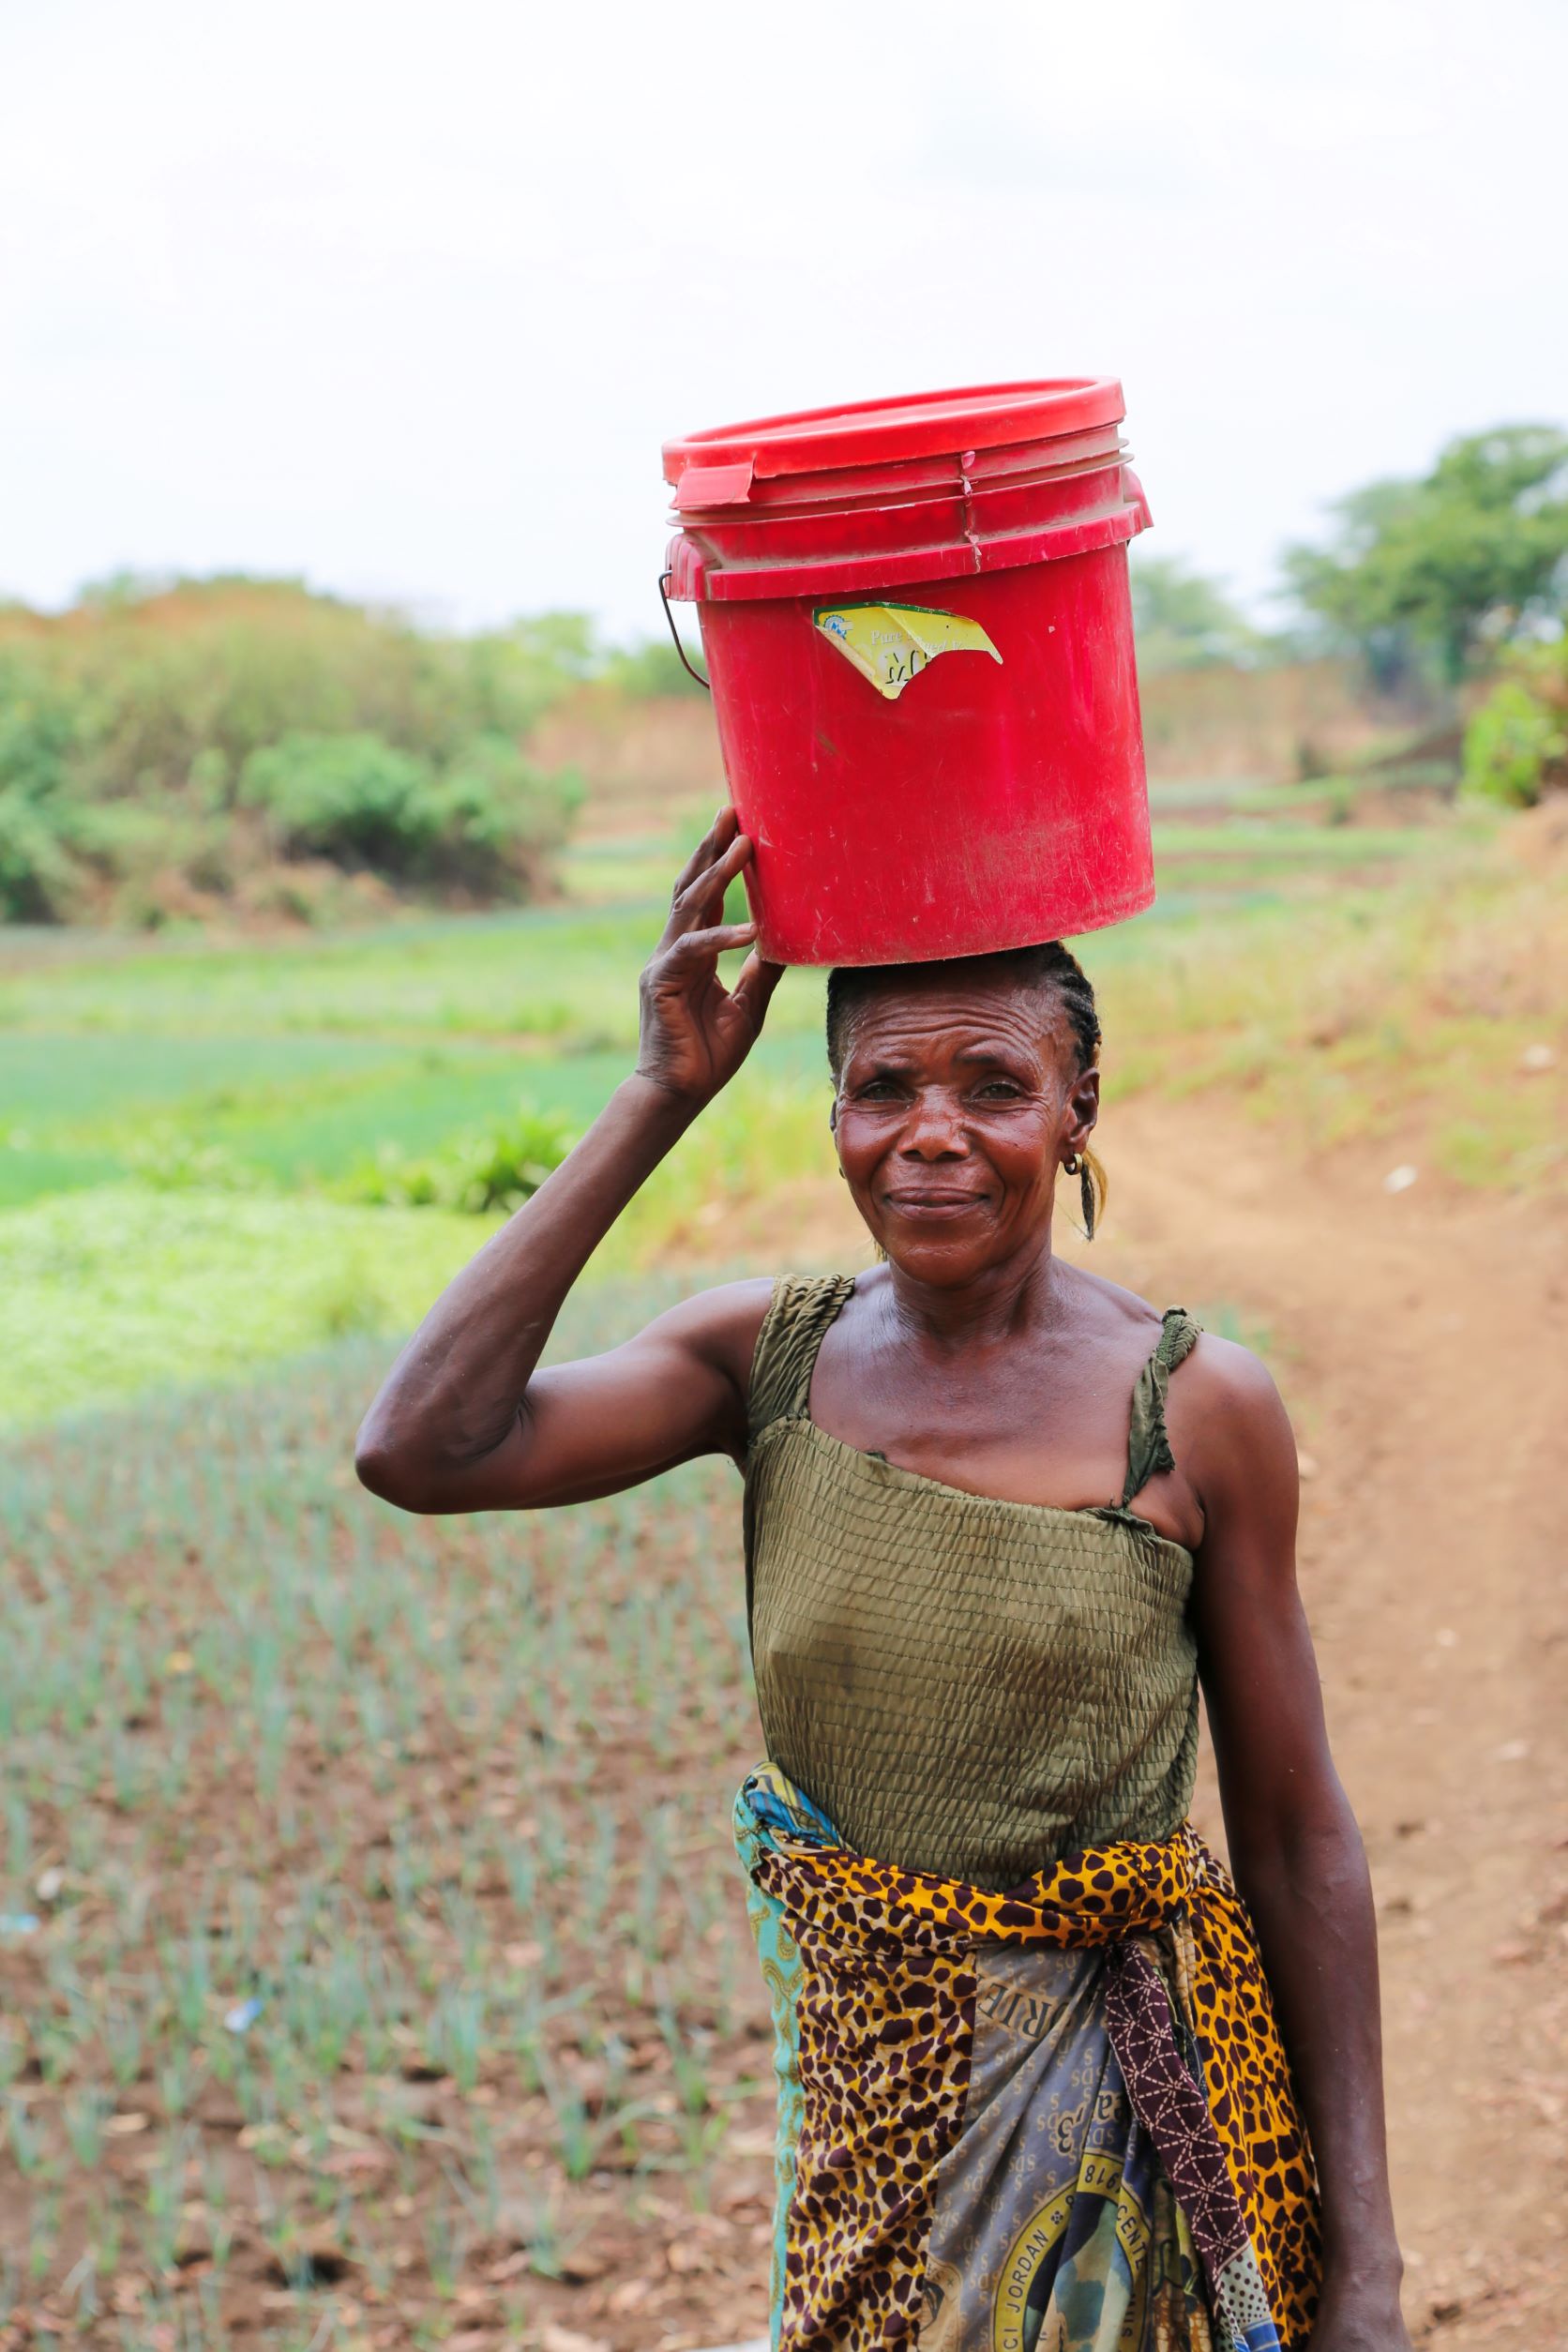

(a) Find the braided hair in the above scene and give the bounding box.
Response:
[824,942,1108,1237]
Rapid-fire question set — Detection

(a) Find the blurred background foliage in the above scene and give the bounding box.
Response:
[1460,639,1568,807]
[1282,424,1568,690]
[1127,555,1274,673]
[0,580,701,927]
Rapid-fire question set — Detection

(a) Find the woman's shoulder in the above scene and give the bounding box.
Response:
[633,1275,777,1391]
[1063,1263,1193,1355]
[1067,1272,1297,1438]
[1063,1272,1290,1524]
[651,1272,859,1404]
[1170,1326,1288,1432]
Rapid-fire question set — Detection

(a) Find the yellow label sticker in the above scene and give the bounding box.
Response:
[813,601,1002,700]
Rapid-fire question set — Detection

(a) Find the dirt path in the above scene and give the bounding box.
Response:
[707,1094,1568,2347]
[1086,1100,1568,2346]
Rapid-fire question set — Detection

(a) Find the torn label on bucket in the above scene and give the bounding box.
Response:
[812,602,1002,701]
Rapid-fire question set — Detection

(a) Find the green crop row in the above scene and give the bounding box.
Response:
[0,1279,777,2341]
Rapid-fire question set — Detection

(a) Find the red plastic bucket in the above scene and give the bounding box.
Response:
[662,379,1153,967]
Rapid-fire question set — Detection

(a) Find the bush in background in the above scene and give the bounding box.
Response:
[596,636,709,699]
[0,580,592,924]
[1462,644,1568,807]
[0,790,80,921]
[240,732,439,870]
[0,652,84,918]
[339,1102,577,1215]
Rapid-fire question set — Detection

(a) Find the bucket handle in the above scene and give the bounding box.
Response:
[657,571,711,693]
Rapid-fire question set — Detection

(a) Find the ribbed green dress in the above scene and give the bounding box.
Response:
[743,1274,1202,1892]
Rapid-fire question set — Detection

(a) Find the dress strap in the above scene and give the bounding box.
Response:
[747,1274,857,1443]
[1121,1307,1202,1507]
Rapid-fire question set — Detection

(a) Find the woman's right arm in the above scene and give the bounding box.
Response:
[354,810,784,1514]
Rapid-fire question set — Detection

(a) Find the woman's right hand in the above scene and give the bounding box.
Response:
[355,806,781,1517]
[636,808,784,1107]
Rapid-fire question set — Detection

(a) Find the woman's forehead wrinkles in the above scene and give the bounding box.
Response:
[842,989,1060,1065]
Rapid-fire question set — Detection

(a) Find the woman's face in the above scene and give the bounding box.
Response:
[832,968,1098,1285]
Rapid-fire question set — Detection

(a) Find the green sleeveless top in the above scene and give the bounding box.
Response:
[743,1275,1202,1892]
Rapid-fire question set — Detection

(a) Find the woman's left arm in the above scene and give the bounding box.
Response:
[1181,1339,1411,2352]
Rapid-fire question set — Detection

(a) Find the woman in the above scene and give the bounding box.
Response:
[357,811,1410,2352]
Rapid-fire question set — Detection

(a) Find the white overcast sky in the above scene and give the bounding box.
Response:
[3,0,1564,641]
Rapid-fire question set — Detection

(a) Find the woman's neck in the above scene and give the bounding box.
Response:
[878,1227,1064,1353]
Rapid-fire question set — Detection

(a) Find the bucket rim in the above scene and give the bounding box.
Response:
[663,377,1125,485]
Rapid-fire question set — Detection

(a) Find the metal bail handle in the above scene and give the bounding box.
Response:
[657,571,711,692]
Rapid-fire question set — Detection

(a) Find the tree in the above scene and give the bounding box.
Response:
[1129,554,1269,673]
[1283,425,1568,686]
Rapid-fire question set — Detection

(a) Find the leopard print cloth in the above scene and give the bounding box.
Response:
[735,1763,1320,2352]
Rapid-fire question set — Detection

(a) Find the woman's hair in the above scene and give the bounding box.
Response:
[824,941,1108,1236]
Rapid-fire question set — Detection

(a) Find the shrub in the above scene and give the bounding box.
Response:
[339,1103,576,1214]
[0,655,78,803]
[0,792,81,922]
[51,580,587,799]
[65,796,236,895]
[119,1126,265,1191]
[426,734,583,893]
[240,732,441,871]
[239,730,580,898]
[0,580,590,922]
[1462,666,1567,807]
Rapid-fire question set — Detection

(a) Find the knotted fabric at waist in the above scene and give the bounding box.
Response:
[734,1761,1321,2352]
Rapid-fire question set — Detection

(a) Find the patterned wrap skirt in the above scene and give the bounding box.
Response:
[734,1765,1321,2352]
